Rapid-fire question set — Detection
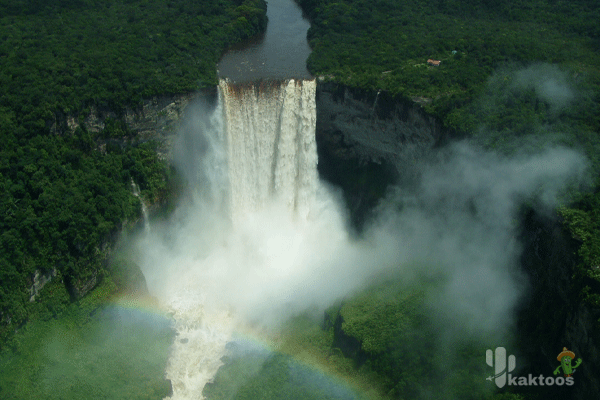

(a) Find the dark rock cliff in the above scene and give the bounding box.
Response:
[316,82,444,168]
[314,82,599,399]
[49,90,212,160]
[315,82,445,229]
[516,209,600,399]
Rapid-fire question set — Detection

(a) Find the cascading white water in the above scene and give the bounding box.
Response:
[135,73,582,400]
[131,179,150,232]
[219,79,318,224]
[161,78,323,400]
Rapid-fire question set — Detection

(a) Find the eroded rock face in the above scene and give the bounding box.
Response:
[50,91,208,159]
[315,82,443,169]
[315,82,446,228]
[518,210,600,399]
[123,93,201,156]
[29,269,58,302]
[64,269,99,301]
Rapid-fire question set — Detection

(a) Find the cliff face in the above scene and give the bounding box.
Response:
[517,210,600,399]
[49,91,210,159]
[314,82,599,399]
[315,82,443,168]
[315,81,444,228]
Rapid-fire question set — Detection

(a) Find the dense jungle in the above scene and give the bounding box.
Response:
[1,0,599,399]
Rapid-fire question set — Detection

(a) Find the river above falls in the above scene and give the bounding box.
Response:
[217,0,312,82]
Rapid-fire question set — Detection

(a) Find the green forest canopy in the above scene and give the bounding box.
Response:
[1,0,600,376]
[0,0,267,344]
[295,0,600,308]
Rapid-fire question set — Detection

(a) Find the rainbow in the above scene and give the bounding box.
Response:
[108,294,171,319]
[107,294,367,399]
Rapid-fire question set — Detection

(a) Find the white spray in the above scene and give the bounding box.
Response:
[143,78,344,400]
[133,76,588,400]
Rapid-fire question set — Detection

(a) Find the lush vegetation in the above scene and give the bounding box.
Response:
[0,0,268,123]
[295,0,600,306]
[0,125,168,343]
[296,0,599,109]
[328,280,500,400]
[0,279,174,399]
[294,1,600,398]
[0,0,268,345]
[205,351,363,400]
[204,279,526,400]
[204,312,378,400]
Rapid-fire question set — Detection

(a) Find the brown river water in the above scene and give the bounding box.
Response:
[217,0,312,82]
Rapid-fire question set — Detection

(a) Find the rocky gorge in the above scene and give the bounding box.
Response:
[38,78,599,399]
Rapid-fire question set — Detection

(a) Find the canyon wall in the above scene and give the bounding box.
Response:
[44,81,597,398]
[314,81,445,228]
[314,82,599,399]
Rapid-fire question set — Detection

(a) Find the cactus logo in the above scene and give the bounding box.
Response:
[554,347,582,377]
[486,347,516,388]
[486,347,577,387]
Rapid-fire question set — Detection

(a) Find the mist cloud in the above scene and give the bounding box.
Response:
[512,64,575,111]
[136,119,588,339]
[130,80,589,399]
[367,142,588,338]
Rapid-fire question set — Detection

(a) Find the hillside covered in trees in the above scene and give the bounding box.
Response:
[293,0,600,398]
[0,0,268,345]
[2,0,600,398]
[296,0,600,148]
[296,0,600,309]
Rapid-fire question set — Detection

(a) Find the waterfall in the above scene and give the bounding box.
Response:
[161,78,320,400]
[131,179,150,232]
[373,89,381,115]
[219,79,318,223]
